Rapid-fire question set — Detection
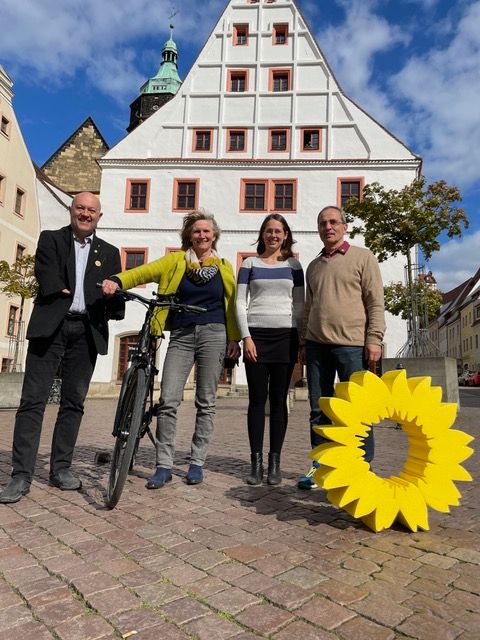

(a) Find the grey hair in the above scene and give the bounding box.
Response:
[180,209,221,250]
[317,205,346,226]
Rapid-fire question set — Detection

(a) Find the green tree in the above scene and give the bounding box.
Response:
[0,254,38,371]
[384,281,444,324]
[344,177,468,355]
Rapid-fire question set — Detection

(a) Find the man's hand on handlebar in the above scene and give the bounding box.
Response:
[102,279,120,296]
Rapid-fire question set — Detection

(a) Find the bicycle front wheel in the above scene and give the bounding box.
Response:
[106,367,148,509]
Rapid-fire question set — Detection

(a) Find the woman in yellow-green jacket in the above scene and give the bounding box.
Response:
[102,210,240,488]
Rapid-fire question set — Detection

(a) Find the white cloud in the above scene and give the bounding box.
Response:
[427,230,480,291]
[0,0,224,101]
[317,0,410,134]
[391,1,480,187]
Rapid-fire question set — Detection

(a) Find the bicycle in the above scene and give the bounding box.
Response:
[104,288,205,509]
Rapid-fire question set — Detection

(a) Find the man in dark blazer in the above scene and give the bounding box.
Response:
[0,192,124,504]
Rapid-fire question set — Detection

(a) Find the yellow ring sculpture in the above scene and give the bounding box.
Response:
[311,369,474,532]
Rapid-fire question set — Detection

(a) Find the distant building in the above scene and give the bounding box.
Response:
[95,0,421,392]
[0,65,40,372]
[429,268,480,370]
[127,25,182,132]
[41,116,109,195]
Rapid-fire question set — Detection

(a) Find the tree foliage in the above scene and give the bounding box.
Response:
[0,255,38,300]
[384,281,444,322]
[343,177,469,262]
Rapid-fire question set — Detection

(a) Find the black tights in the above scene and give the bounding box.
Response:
[245,360,295,455]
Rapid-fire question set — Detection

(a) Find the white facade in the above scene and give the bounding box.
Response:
[97,0,421,388]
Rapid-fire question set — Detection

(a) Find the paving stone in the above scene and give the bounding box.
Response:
[3,564,50,586]
[187,575,230,598]
[109,607,166,633]
[453,572,480,596]
[342,556,380,574]
[71,571,119,595]
[206,586,261,614]
[234,570,279,594]
[161,596,211,625]
[134,581,184,605]
[223,544,269,563]
[416,553,459,570]
[36,598,87,626]
[251,555,294,576]
[235,603,294,635]
[273,619,336,639]
[263,582,314,609]
[187,549,228,569]
[119,568,163,588]
[185,613,244,639]
[447,547,480,564]
[405,593,455,621]
[444,589,480,613]
[315,578,370,605]
[0,605,33,632]
[350,593,413,627]
[414,563,460,585]
[408,577,453,599]
[337,615,395,640]
[296,595,356,630]
[29,585,72,608]
[210,562,253,582]
[161,563,208,585]
[452,610,480,632]
[54,613,115,640]
[86,585,142,616]
[324,567,371,587]
[96,557,139,577]
[397,612,463,640]
[277,566,327,588]
[0,619,55,640]
[0,547,36,571]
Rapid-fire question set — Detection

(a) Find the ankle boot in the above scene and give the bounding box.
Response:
[267,452,282,485]
[246,453,263,485]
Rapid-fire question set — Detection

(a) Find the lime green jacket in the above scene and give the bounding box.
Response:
[115,251,240,340]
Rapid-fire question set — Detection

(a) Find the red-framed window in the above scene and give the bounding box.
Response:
[14,187,25,217]
[236,251,257,274]
[0,174,5,205]
[227,69,248,92]
[241,180,268,212]
[227,129,247,152]
[272,180,296,211]
[301,128,322,151]
[125,179,150,212]
[7,305,18,336]
[240,179,297,213]
[269,68,291,92]
[337,177,364,208]
[117,335,139,380]
[193,129,213,152]
[173,179,199,212]
[121,248,148,287]
[273,23,288,45]
[269,128,290,152]
[233,24,249,46]
[1,115,10,138]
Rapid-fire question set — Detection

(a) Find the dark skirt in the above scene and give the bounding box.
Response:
[246,327,299,364]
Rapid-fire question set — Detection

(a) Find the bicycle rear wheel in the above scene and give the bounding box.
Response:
[105,367,147,509]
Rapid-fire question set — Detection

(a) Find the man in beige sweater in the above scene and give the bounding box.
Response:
[298,205,385,489]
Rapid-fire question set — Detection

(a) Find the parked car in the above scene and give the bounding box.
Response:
[467,371,480,387]
[458,370,473,386]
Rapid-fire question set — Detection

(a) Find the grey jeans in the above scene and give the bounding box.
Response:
[155,323,226,468]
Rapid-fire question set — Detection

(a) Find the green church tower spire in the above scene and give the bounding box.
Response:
[127,24,182,132]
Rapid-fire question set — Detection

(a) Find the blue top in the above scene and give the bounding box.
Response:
[171,271,225,328]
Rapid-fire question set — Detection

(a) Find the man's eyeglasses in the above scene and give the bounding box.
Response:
[318,219,344,228]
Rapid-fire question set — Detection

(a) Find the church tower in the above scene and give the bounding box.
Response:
[127,25,182,132]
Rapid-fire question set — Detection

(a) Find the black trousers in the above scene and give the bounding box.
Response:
[12,316,97,481]
[244,360,295,455]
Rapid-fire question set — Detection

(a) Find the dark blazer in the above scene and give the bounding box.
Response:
[27,225,125,355]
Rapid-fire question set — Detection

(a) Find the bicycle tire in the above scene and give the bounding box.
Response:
[105,367,148,509]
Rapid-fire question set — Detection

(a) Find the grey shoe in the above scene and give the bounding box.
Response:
[0,477,31,504]
[49,469,82,491]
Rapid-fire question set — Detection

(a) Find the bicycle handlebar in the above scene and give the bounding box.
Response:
[97,283,206,314]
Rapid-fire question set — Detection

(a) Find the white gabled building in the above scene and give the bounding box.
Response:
[96,0,421,391]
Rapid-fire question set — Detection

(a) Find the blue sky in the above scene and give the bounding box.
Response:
[1,0,479,290]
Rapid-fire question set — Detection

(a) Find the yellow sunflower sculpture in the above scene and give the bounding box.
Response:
[311,369,474,532]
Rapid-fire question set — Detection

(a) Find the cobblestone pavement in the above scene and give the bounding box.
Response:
[0,395,478,640]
